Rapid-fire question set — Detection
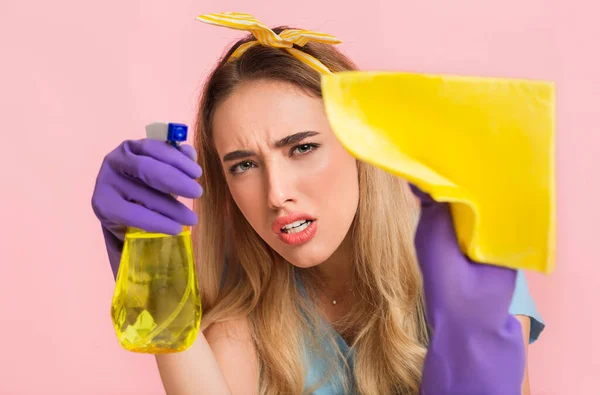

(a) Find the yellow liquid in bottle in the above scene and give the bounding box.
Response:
[110,227,202,353]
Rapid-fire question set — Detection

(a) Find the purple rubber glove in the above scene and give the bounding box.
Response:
[411,186,525,395]
[91,139,203,278]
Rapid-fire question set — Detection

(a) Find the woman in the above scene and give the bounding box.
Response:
[91,13,544,395]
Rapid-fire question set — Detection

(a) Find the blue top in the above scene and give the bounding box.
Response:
[303,269,545,394]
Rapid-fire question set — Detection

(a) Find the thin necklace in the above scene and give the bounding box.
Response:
[319,279,354,306]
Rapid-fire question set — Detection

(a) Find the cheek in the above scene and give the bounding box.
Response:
[227,177,266,227]
[308,145,359,217]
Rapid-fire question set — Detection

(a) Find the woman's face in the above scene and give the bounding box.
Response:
[212,79,359,268]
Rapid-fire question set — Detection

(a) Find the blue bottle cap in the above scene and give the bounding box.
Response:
[167,123,188,142]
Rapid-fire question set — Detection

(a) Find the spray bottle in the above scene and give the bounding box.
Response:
[110,122,202,353]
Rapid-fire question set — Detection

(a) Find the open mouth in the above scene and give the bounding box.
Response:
[281,220,313,234]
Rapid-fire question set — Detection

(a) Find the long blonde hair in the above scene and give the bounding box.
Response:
[193,27,428,395]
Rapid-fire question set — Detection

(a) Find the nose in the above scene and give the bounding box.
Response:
[265,163,295,210]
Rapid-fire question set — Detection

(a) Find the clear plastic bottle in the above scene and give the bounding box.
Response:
[110,123,202,353]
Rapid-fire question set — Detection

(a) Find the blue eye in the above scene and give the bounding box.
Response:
[291,143,320,156]
[230,160,255,175]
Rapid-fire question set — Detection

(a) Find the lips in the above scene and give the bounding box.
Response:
[272,213,316,234]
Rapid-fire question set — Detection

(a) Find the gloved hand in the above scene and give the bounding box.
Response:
[91,139,203,278]
[411,186,525,395]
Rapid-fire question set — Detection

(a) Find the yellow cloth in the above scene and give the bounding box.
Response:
[321,71,556,274]
[195,12,341,74]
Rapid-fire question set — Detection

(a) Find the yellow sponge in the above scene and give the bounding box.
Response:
[321,72,555,274]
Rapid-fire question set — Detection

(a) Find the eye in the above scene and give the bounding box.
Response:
[291,143,320,156]
[229,160,255,175]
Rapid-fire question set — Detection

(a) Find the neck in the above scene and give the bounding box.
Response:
[314,232,354,293]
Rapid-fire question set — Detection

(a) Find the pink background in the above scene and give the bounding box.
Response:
[1,0,598,394]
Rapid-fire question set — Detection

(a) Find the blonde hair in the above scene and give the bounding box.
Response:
[193,27,428,394]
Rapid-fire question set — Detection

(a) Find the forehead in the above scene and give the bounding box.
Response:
[212,80,327,150]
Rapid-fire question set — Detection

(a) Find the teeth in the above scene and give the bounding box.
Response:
[282,220,311,234]
[283,220,307,230]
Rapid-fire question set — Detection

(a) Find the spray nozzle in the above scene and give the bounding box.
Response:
[145,122,188,148]
[167,123,188,145]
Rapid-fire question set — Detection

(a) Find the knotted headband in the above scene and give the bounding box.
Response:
[195,12,342,74]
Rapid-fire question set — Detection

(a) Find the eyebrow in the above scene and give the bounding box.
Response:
[222,131,319,162]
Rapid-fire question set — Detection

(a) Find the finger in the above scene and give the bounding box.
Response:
[127,139,202,179]
[93,186,184,235]
[171,145,199,200]
[179,144,199,163]
[112,198,185,235]
[115,175,198,226]
[111,152,203,198]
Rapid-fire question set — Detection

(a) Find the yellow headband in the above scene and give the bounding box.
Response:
[195,12,342,74]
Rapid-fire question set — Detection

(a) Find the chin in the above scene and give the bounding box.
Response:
[271,241,337,269]
[284,254,327,269]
